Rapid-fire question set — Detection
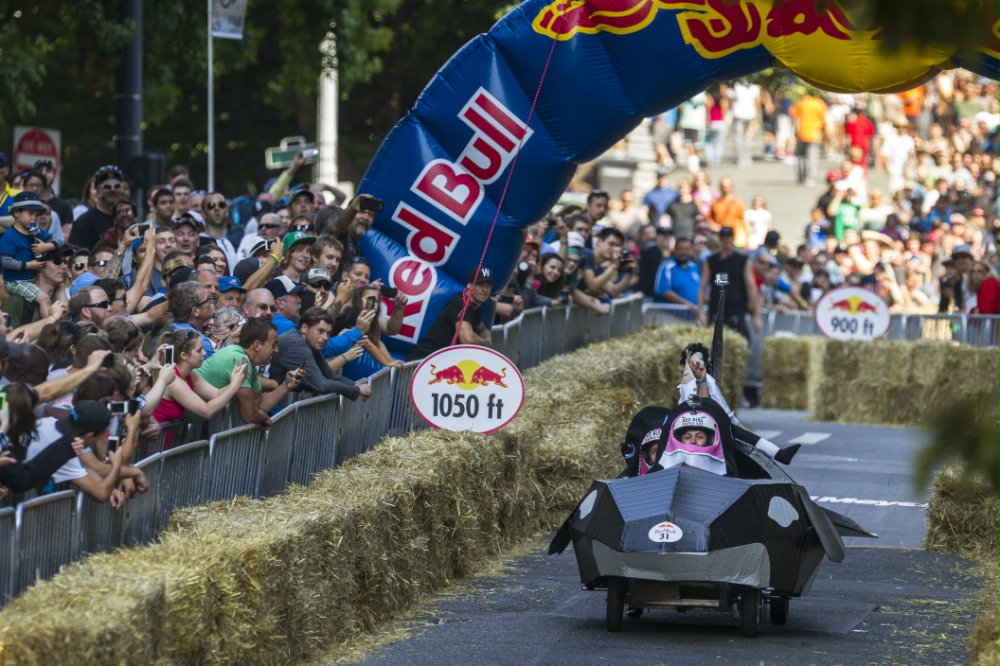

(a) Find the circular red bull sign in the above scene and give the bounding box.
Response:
[814,286,891,341]
[410,345,525,433]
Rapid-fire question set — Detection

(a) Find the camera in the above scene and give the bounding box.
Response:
[379,285,398,298]
[161,345,175,365]
[498,295,515,304]
[136,221,151,234]
[109,399,140,415]
[518,261,530,273]
[301,148,319,164]
[359,197,384,213]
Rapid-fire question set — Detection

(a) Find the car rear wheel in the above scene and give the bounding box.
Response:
[769,596,789,625]
[740,587,761,637]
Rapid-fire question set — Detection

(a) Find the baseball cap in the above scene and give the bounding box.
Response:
[162,255,191,276]
[41,246,74,263]
[233,257,263,285]
[172,213,205,231]
[289,187,315,203]
[10,192,46,213]
[93,164,125,185]
[304,268,332,286]
[245,236,270,258]
[467,267,495,285]
[655,166,669,177]
[218,275,246,294]
[951,244,973,259]
[719,227,735,238]
[168,267,196,289]
[56,400,112,438]
[33,159,54,170]
[282,231,316,254]
[0,339,32,362]
[264,276,305,299]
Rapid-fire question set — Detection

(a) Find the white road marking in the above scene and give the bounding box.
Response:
[797,454,859,463]
[755,430,782,441]
[788,432,831,445]
[810,495,928,509]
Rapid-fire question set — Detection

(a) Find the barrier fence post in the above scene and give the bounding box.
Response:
[258,405,297,498]
[76,490,125,556]
[206,426,266,502]
[122,455,163,546]
[158,440,210,526]
[14,490,77,597]
[0,507,16,604]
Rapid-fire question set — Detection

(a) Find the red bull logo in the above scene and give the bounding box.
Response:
[533,0,862,55]
[829,295,878,315]
[428,360,508,390]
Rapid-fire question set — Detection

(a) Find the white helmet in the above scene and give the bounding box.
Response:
[674,412,716,438]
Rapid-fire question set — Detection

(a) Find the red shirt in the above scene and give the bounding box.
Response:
[845,115,875,151]
[975,277,999,315]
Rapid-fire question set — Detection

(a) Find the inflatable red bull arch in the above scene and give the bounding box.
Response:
[358,0,999,354]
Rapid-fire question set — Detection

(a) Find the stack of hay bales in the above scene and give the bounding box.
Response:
[924,463,998,666]
[762,337,999,424]
[0,325,747,664]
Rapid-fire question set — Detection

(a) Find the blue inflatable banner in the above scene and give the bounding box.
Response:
[357,0,999,354]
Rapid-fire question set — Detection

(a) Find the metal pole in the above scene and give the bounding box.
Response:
[317,33,339,186]
[114,0,143,199]
[207,0,215,191]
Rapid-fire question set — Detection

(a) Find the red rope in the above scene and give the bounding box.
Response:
[450,32,562,346]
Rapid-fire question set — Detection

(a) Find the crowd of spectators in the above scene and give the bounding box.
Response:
[0,72,994,509]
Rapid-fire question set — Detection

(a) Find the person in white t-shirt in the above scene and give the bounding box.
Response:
[729,83,761,167]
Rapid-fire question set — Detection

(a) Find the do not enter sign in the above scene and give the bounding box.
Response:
[13,126,61,177]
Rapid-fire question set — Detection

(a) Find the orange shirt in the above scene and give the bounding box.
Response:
[709,196,748,247]
[791,95,827,143]
[898,87,924,118]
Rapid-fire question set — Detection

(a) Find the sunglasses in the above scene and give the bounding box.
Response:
[205,201,228,210]
[292,224,314,232]
[101,182,123,191]
[73,262,87,271]
[260,223,282,230]
[309,281,332,290]
[90,259,110,268]
[88,300,111,310]
[257,304,278,312]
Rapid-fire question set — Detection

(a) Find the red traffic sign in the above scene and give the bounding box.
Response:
[13,126,61,175]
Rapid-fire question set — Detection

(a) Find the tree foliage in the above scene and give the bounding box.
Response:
[0,0,995,197]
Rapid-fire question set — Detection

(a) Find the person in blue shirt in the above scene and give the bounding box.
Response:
[642,168,678,226]
[654,237,702,317]
[0,192,58,316]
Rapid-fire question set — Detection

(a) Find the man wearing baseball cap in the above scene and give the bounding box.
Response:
[406,267,494,360]
[0,400,114,494]
[217,275,247,310]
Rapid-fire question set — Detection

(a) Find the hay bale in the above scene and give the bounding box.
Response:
[0,325,748,665]
[970,609,999,666]
[761,336,825,410]
[923,463,998,561]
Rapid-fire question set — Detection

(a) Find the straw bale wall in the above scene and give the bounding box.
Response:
[0,325,746,665]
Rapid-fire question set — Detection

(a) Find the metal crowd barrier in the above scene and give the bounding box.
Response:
[0,296,647,606]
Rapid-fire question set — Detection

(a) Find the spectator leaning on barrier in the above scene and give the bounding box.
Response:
[196,317,303,426]
[270,306,370,400]
[406,267,493,361]
[581,227,637,299]
[151,328,245,425]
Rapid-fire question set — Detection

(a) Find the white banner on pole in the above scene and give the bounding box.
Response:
[211,0,248,40]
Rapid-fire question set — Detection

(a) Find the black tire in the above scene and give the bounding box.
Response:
[740,587,761,637]
[606,578,626,632]
[770,596,789,625]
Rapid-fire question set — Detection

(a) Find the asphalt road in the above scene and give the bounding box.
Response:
[345,411,978,666]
